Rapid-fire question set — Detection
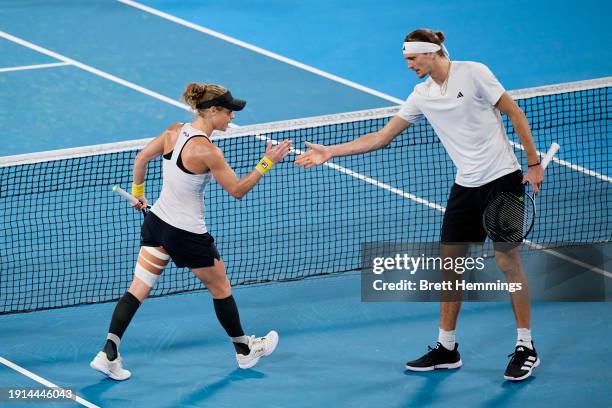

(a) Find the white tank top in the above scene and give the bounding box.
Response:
[151,123,213,234]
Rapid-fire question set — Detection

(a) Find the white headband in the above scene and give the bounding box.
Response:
[402,41,450,58]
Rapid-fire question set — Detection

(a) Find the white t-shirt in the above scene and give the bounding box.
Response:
[397,61,520,187]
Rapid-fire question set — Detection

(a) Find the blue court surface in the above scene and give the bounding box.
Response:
[1,1,611,407]
[1,275,610,408]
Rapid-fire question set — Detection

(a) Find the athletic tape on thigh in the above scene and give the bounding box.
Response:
[134,262,161,287]
[142,246,170,261]
[139,255,165,269]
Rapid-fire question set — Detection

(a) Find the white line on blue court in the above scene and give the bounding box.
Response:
[0,62,71,73]
[530,244,612,279]
[115,0,404,105]
[510,140,612,183]
[0,30,191,112]
[255,134,446,213]
[0,356,99,408]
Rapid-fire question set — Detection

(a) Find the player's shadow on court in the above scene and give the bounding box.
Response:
[402,369,460,406]
[477,376,536,408]
[179,368,266,406]
[79,378,129,406]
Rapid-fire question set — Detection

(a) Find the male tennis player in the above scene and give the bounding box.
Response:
[91,83,291,380]
[296,29,544,381]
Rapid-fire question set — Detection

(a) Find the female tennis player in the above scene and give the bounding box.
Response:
[296,29,544,381]
[91,83,291,380]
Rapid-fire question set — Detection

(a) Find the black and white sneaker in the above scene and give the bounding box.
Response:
[405,342,462,371]
[504,342,540,381]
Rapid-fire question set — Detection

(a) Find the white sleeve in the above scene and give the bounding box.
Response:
[396,92,423,124]
[471,62,505,106]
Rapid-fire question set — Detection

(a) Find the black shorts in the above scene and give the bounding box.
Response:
[140,211,221,268]
[441,170,524,243]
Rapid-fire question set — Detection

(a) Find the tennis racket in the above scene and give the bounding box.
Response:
[112,185,150,217]
[482,143,560,242]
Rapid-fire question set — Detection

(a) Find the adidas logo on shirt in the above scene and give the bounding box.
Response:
[457,92,464,98]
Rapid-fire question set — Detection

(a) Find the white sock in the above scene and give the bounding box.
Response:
[438,328,456,351]
[231,335,249,344]
[106,333,121,348]
[516,328,533,349]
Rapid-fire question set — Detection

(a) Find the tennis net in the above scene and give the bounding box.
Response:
[1,77,610,314]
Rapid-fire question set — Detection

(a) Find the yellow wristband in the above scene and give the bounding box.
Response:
[255,156,274,175]
[132,182,145,197]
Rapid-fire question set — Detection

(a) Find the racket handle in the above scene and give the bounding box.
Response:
[112,185,139,205]
[541,143,560,170]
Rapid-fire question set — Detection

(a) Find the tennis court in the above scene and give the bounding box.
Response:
[1,1,611,407]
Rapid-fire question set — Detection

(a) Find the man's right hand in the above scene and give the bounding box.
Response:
[295,141,333,169]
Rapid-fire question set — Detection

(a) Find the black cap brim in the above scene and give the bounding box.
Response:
[195,91,247,111]
[221,97,246,111]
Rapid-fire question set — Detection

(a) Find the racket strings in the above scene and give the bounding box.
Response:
[484,192,534,242]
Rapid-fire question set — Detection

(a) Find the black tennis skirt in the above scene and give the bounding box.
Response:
[140,211,221,268]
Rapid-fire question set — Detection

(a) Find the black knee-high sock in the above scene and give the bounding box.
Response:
[103,291,141,360]
[213,295,249,355]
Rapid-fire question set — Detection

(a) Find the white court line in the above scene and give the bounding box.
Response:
[255,134,446,212]
[0,62,71,73]
[0,30,190,112]
[511,141,611,183]
[528,243,612,279]
[116,0,404,105]
[0,356,99,408]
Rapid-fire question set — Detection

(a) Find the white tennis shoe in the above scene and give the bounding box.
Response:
[90,351,131,381]
[236,330,279,369]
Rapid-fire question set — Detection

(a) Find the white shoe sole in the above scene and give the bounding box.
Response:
[504,358,540,381]
[405,360,463,371]
[90,355,131,381]
[238,331,279,369]
[238,357,260,370]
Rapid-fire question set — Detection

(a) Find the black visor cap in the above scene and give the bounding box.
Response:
[195,91,246,111]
